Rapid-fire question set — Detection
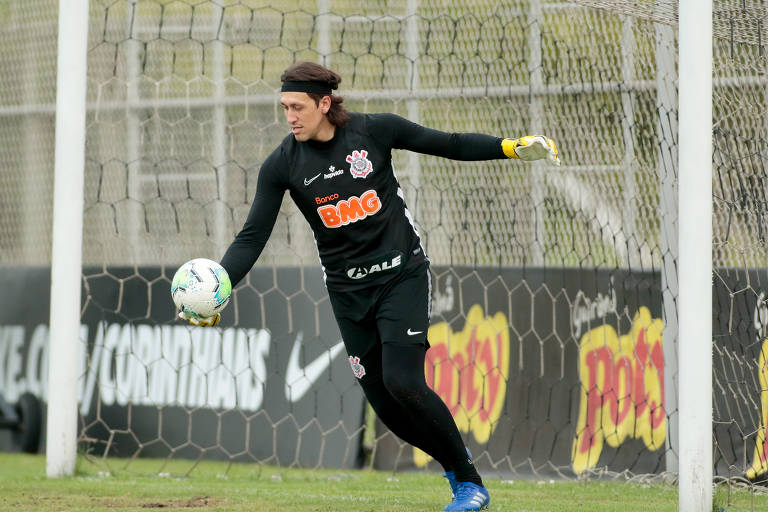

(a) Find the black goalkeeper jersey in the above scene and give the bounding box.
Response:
[220,112,507,291]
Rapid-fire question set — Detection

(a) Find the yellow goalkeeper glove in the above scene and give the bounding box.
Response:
[177,310,220,327]
[502,135,560,166]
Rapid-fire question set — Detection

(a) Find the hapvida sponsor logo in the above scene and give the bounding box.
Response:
[414,304,510,467]
[324,165,343,179]
[571,306,665,475]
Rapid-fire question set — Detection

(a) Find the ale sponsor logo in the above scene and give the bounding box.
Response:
[571,306,665,474]
[746,338,768,479]
[346,253,402,280]
[414,304,510,467]
[317,189,381,228]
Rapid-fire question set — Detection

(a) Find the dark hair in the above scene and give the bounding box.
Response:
[281,62,350,128]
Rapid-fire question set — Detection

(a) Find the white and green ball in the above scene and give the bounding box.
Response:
[171,258,231,319]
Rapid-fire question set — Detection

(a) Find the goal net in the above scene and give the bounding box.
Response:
[0,0,766,495]
[569,0,768,487]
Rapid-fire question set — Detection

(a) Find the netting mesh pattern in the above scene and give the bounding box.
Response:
[3,0,676,270]
[1,0,768,494]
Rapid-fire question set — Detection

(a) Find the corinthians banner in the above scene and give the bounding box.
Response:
[0,265,365,467]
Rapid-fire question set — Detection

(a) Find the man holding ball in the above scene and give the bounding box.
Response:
[179,61,559,511]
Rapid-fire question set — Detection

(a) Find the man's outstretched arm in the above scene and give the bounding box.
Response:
[369,113,559,165]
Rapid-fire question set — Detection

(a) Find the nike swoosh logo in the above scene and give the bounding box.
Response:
[303,173,321,186]
[285,332,345,402]
[407,328,423,336]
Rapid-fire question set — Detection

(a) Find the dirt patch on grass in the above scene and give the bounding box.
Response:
[127,496,220,508]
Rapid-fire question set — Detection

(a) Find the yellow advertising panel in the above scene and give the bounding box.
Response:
[747,339,768,479]
[414,304,510,467]
[572,306,666,474]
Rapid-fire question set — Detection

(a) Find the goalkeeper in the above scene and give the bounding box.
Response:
[181,61,559,511]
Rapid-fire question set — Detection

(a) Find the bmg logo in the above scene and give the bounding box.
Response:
[316,189,381,228]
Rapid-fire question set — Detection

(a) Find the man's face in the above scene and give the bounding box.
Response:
[280,92,330,142]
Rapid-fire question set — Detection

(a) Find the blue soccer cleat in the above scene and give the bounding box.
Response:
[443,447,475,499]
[443,481,490,511]
[443,470,459,498]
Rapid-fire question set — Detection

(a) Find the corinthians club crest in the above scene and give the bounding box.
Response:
[348,356,366,378]
[346,149,373,179]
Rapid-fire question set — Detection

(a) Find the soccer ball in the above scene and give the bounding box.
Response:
[171,258,232,319]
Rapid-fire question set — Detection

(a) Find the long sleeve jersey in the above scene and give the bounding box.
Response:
[220,112,507,291]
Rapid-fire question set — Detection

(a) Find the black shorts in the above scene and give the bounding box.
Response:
[328,261,431,361]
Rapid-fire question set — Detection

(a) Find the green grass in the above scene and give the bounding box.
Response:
[0,453,764,511]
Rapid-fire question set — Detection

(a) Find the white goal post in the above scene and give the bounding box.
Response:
[678,1,713,511]
[46,0,90,478]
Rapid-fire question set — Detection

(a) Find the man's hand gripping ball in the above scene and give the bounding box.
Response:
[178,310,220,327]
[502,135,560,166]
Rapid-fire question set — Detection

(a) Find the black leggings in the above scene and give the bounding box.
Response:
[359,342,482,486]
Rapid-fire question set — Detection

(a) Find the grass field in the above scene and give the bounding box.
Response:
[0,453,765,512]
